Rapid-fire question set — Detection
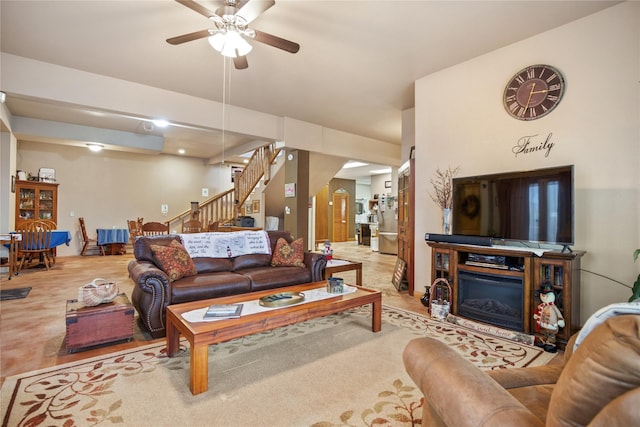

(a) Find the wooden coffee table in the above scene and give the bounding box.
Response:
[166,281,381,395]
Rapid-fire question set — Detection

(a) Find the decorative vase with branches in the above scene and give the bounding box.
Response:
[429,166,460,234]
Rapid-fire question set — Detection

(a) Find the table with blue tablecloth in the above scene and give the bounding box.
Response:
[7,230,71,249]
[50,230,72,248]
[5,230,71,273]
[97,229,130,255]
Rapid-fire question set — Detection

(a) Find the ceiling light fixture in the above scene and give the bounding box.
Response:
[178,149,185,155]
[369,168,392,174]
[343,161,369,169]
[208,13,254,58]
[208,29,252,57]
[152,119,169,128]
[87,143,103,152]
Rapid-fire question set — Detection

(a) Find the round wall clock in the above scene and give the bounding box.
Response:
[503,64,565,121]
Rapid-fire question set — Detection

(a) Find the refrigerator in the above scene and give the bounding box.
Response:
[377,195,398,255]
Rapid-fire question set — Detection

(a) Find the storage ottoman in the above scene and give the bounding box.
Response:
[65,293,135,352]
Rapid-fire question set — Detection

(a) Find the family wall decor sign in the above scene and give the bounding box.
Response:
[512,132,555,158]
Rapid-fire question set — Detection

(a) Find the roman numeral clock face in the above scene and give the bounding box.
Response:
[503,65,565,120]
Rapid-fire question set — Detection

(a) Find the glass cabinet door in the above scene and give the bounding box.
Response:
[38,189,54,220]
[432,248,451,281]
[18,188,36,220]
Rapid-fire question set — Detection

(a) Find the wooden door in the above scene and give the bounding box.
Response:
[332,192,349,242]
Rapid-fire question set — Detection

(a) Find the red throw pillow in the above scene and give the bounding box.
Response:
[270,237,305,268]
[150,240,197,282]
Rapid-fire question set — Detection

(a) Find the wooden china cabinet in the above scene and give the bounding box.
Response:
[15,180,59,228]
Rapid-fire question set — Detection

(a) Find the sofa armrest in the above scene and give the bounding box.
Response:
[489,332,575,389]
[403,337,544,427]
[304,252,327,282]
[128,259,172,338]
[487,364,564,390]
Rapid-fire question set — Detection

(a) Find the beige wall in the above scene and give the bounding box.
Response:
[0,104,17,233]
[413,2,640,323]
[15,141,238,256]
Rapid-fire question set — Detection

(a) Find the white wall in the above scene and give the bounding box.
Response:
[414,2,640,323]
[370,173,393,199]
[15,141,238,256]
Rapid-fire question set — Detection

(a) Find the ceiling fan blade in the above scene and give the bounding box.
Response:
[166,29,212,45]
[175,0,220,18]
[234,55,249,70]
[253,30,300,53]
[236,0,275,24]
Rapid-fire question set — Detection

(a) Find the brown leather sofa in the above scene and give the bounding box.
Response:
[403,315,640,427]
[129,231,327,338]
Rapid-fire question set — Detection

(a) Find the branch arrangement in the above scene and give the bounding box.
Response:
[429,166,460,209]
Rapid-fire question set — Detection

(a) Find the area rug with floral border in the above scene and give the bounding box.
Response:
[1,305,555,427]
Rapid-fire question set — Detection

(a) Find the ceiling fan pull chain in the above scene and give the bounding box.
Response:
[221,57,227,164]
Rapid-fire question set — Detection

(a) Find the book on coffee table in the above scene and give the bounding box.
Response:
[203,303,243,319]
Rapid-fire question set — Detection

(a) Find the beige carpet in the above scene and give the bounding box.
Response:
[1,305,554,427]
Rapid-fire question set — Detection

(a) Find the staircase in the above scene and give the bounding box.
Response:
[167,142,282,232]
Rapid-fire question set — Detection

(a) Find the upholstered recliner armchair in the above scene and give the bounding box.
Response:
[403,314,640,427]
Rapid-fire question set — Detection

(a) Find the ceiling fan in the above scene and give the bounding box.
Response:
[167,0,300,70]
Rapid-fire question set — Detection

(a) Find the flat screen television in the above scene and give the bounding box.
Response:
[451,165,574,247]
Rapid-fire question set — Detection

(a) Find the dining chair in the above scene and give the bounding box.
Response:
[16,220,54,271]
[40,220,57,229]
[141,221,170,236]
[182,219,202,233]
[79,217,105,256]
[208,221,219,232]
[40,219,59,261]
[127,219,144,244]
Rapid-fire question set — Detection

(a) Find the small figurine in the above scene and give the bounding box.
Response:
[533,283,565,352]
[323,240,333,261]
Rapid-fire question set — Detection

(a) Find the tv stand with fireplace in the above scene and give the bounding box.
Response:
[428,242,585,349]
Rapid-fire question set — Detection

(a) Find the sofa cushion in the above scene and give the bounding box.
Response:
[150,240,197,282]
[547,315,640,426]
[193,257,233,274]
[232,254,272,271]
[241,266,312,292]
[170,272,252,304]
[134,234,182,263]
[267,230,293,251]
[271,237,305,267]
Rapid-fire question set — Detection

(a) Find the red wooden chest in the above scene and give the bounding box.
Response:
[65,293,135,352]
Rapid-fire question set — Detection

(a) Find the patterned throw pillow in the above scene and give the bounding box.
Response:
[270,237,305,268]
[150,240,197,282]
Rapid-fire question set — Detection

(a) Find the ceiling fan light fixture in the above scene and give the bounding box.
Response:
[208,32,226,52]
[208,29,252,58]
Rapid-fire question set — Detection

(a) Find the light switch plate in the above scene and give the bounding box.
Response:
[202,188,209,197]
[161,204,169,214]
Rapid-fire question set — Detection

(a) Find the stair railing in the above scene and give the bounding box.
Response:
[166,142,281,232]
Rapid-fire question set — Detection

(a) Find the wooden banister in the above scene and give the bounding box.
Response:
[166,142,281,232]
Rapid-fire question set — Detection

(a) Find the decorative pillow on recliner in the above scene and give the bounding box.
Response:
[270,237,305,268]
[150,240,197,282]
